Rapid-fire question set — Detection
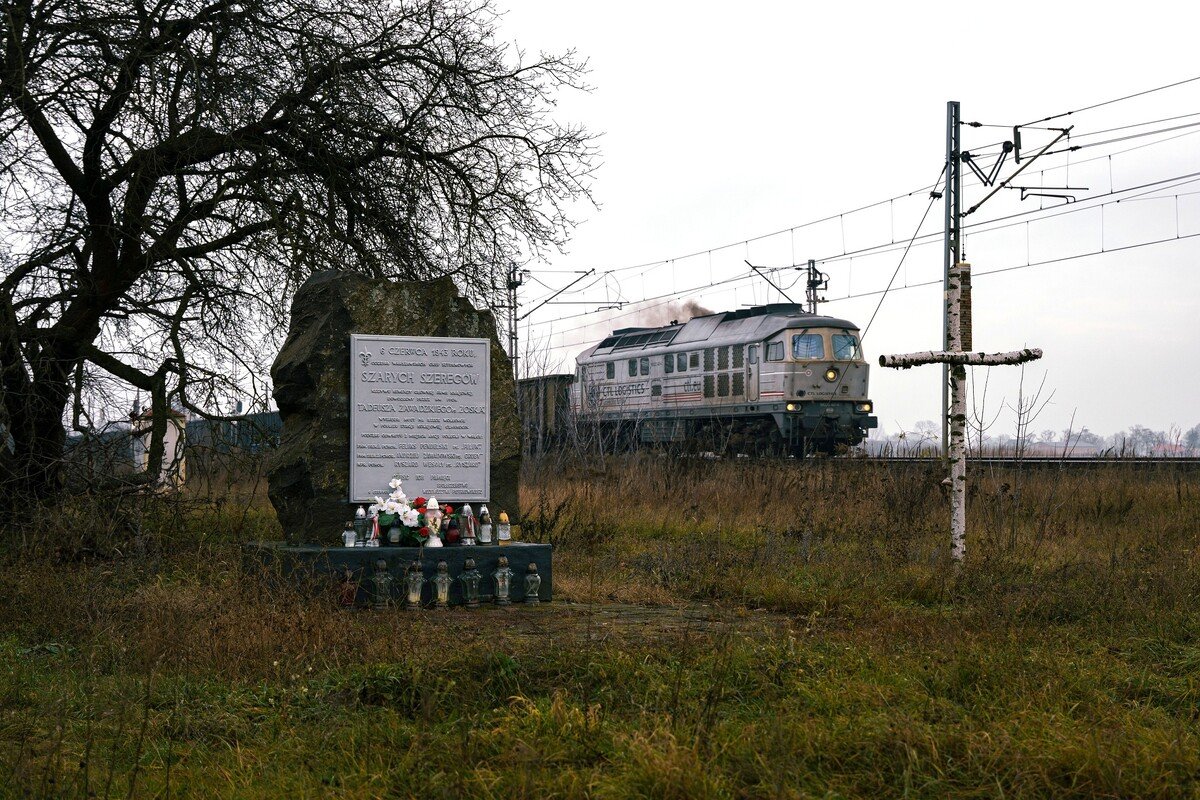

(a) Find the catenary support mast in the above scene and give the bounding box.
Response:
[942,100,962,459]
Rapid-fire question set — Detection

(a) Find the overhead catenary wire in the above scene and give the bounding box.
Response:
[521,81,1200,350]
[835,230,1200,302]
[1068,110,1200,139]
[523,179,945,278]
[536,175,1199,354]
[860,179,943,342]
[1037,119,1200,158]
[813,169,1200,268]
[531,174,1199,349]
[524,114,1200,310]
[1020,74,1200,126]
[536,166,1200,326]
[538,225,1200,354]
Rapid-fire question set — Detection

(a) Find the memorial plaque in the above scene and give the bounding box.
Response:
[350,335,490,502]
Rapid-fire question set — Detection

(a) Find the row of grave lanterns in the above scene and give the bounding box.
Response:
[342,502,512,547]
[345,555,542,610]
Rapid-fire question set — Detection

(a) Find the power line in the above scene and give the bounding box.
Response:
[813,169,1200,268]
[829,229,1200,303]
[539,227,1200,355]
[959,127,1200,188]
[523,91,1200,340]
[535,267,763,338]
[538,167,1200,324]
[1021,74,1200,126]
[522,181,947,282]
[536,187,1198,355]
[527,115,1200,309]
[1039,119,1200,157]
[1070,110,1200,139]
[860,187,941,341]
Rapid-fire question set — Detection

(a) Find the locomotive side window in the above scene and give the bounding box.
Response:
[766,341,784,361]
[718,346,729,370]
[664,354,674,374]
[628,359,637,377]
[704,349,715,371]
[733,346,744,369]
[639,357,649,376]
[718,373,730,397]
[748,345,758,365]
[833,334,861,360]
[677,353,687,372]
[732,372,744,395]
[689,352,700,369]
[606,362,615,379]
[792,333,825,360]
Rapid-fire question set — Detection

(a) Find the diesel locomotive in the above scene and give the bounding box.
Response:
[566,303,878,454]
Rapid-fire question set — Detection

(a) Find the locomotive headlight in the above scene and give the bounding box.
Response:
[824,368,839,382]
[855,401,873,413]
[785,402,798,411]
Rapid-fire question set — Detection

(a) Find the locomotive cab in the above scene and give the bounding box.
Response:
[764,326,877,453]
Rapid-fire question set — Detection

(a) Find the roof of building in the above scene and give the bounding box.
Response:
[576,304,859,362]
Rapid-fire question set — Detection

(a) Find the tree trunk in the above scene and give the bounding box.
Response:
[0,319,74,512]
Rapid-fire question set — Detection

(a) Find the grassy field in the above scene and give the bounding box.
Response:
[1,457,1198,798]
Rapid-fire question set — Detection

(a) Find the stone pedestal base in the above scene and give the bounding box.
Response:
[244,541,552,607]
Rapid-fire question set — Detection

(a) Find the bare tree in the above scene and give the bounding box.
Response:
[1185,424,1200,454]
[0,0,595,506]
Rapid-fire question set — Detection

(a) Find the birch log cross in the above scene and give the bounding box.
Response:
[879,263,1042,561]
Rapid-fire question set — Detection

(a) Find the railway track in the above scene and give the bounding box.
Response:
[856,456,1200,468]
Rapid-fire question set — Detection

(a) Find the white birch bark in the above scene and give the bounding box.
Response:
[879,348,1043,369]
[947,264,967,562]
[879,262,1044,564]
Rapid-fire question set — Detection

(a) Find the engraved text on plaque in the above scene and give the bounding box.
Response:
[349,335,490,502]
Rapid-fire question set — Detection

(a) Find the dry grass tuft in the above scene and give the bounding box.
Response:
[0,456,1197,797]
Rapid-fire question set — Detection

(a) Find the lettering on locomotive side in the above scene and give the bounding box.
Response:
[586,381,649,405]
[599,382,647,397]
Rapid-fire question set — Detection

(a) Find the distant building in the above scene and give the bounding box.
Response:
[131,407,188,487]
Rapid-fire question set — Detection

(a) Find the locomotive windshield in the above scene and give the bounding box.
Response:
[792,333,824,360]
[833,333,861,360]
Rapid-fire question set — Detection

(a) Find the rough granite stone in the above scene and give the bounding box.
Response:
[267,271,520,544]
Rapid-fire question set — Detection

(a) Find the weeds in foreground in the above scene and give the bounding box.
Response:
[0,457,1197,798]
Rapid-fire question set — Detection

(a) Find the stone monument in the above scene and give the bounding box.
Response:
[268,271,520,543]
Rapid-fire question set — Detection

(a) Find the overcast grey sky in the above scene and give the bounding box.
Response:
[499,0,1200,439]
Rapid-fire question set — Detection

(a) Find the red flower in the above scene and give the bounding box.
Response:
[418,526,430,538]
[414,496,427,508]
[443,504,453,515]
